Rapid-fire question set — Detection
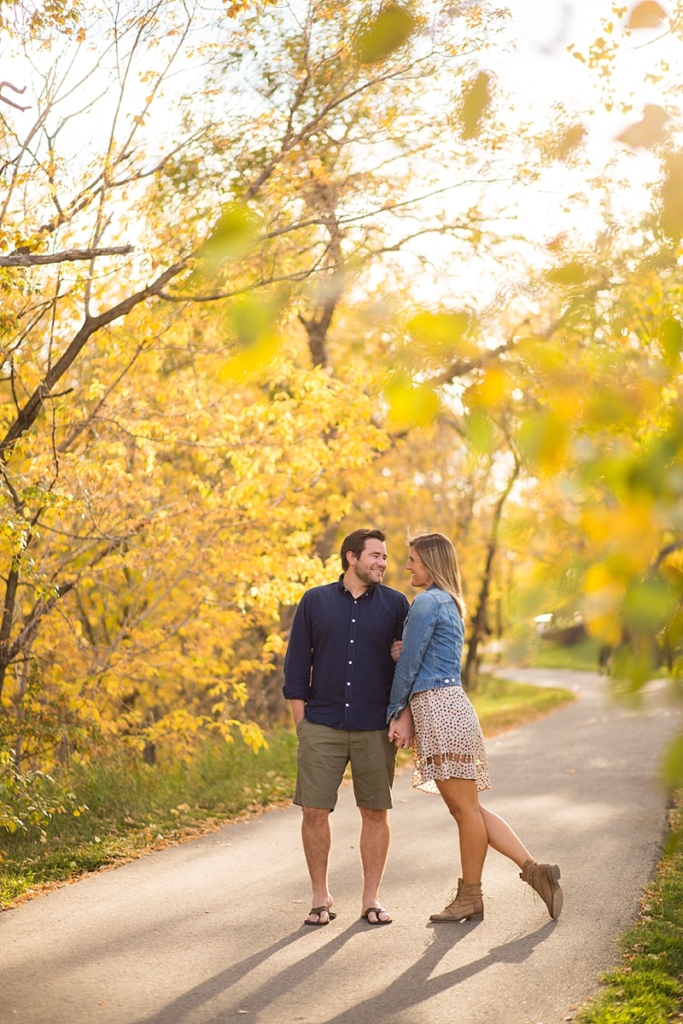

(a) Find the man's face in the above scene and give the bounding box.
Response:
[348,539,388,586]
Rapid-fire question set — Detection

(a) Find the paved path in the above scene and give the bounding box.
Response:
[2,670,681,1024]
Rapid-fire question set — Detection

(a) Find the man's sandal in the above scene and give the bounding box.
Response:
[361,906,392,925]
[304,906,337,926]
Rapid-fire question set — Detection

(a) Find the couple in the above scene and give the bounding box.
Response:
[283,528,563,926]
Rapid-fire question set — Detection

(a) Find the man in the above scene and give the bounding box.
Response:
[283,528,409,926]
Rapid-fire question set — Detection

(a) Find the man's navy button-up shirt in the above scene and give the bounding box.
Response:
[283,576,410,731]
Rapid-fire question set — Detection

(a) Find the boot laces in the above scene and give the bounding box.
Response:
[444,886,460,908]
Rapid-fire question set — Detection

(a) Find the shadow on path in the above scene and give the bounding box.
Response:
[301,921,558,1024]
[162,919,557,1024]
[134,923,359,1024]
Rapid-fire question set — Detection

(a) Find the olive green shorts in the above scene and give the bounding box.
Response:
[293,718,396,811]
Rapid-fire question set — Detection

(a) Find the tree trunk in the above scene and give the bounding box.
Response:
[462,458,520,691]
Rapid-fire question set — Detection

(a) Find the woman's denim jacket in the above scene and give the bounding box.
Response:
[387,585,464,721]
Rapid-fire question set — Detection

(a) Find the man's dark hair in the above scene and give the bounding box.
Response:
[341,529,386,571]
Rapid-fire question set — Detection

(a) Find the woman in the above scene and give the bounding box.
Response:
[387,532,562,923]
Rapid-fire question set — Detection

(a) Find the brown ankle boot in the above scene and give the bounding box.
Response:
[429,879,484,922]
[520,859,563,920]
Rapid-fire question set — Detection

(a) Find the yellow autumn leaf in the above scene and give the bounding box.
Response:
[626,1,667,30]
[461,71,491,140]
[468,366,508,408]
[385,376,440,427]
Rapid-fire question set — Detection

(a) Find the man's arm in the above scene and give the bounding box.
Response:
[282,593,314,708]
[289,699,306,725]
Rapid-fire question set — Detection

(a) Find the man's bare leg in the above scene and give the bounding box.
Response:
[359,807,391,922]
[301,806,334,924]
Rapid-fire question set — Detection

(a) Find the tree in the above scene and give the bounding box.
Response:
[0,0,536,763]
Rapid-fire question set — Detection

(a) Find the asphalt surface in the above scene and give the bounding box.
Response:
[1,669,681,1024]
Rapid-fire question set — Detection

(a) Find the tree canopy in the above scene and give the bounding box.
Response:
[1,0,683,779]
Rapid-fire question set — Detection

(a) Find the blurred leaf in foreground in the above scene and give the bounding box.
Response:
[660,318,683,366]
[617,104,669,150]
[610,642,658,691]
[197,204,258,274]
[355,5,415,65]
[386,374,440,428]
[466,366,509,409]
[461,71,491,140]
[556,124,587,162]
[517,409,568,472]
[626,1,667,30]
[622,577,678,634]
[660,154,683,242]
[582,563,625,645]
[546,260,586,287]
[466,410,495,455]
[408,309,471,359]
[217,293,286,380]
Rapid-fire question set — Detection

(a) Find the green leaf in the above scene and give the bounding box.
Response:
[622,578,678,634]
[466,410,495,454]
[197,204,258,272]
[355,5,415,65]
[546,261,586,286]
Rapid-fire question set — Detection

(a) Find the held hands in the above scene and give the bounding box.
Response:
[390,639,403,663]
[388,705,414,749]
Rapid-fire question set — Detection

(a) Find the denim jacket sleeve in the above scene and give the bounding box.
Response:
[387,591,439,721]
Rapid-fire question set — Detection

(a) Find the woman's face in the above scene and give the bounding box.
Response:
[406,547,433,589]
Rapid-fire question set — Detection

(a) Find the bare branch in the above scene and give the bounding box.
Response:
[653,540,683,571]
[0,245,134,268]
[0,82,30,112]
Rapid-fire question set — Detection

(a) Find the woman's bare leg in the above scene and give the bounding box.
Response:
[435,777,488,883]
[479,805,532,869]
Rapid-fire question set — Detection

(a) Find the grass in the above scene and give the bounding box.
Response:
[471,674,576,737]
[576,793,683,1024]
[0,674,574,911]
[0,731,298,909]
[530,635,603,673]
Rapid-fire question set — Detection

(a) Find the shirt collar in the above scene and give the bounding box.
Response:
[337,573,374,600]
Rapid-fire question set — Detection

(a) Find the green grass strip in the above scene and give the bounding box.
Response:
[530,636,603,673]
[1,731,298,908]
[577,796,683,1024]
[471,674,575,736]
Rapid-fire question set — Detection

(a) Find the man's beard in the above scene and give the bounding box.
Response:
[354,565,384,587]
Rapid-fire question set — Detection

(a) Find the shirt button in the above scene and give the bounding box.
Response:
[348,660,352,664]
[350,640,354,643]
[352,619,356,623]
[347,682,351,686]
[345,703,349,707]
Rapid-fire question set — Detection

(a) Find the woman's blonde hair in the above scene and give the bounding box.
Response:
[409,531,466,619]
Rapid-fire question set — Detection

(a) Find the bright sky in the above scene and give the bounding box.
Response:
[1,0,677,313]
[399,0,679,309]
